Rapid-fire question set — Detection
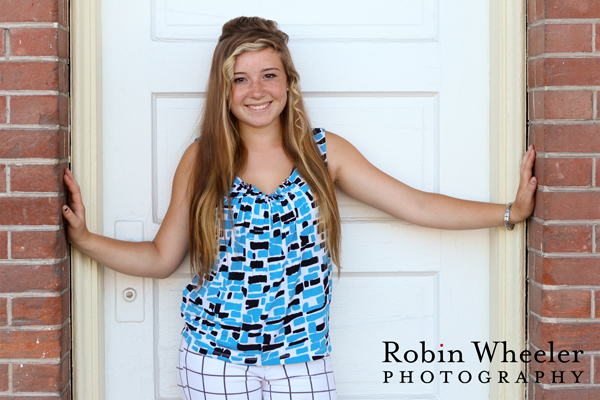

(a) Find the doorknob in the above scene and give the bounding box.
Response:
[114,221,145,322]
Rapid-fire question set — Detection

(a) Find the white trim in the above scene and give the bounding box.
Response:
[71,0,527,398]
[70,0,105,398]
[489,0,527,399]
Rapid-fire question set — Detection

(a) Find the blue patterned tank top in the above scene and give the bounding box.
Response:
[180,128,333,366]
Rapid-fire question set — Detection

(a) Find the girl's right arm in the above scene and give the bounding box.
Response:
[62,142,199,279]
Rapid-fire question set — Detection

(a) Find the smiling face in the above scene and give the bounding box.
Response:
[229,47,288,135]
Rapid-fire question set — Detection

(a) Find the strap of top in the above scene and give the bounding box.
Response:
[312,128,327,167]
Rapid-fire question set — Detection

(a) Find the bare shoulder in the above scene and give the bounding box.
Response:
[172,140,200,199]
[324,130,364,183]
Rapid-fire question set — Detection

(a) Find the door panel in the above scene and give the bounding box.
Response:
[102,1,491,398]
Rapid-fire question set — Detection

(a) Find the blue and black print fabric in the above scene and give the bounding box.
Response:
[181,128,333,366]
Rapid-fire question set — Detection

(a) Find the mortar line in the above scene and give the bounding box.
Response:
[6,297,11,326]
[4,165,9,193]
[5,95,9,125]
[530,281,600,291]
[530,86,600,92]
[593,158,597,187]
[0,225,62,231]
[0,292,63,298]
[7,361,12,393]
[4,28,9,58]
[592,290,596,319]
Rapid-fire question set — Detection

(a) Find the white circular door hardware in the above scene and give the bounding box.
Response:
[123,288,137,302]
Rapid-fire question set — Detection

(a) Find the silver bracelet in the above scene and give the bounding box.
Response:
[504,202,514,231]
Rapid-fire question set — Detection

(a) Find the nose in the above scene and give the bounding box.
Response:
[248,80,266,97]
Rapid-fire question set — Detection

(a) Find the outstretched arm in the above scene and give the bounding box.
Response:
[62,143,198,278]
[326,132,536,230]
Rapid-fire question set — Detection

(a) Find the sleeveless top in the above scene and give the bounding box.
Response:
[180,128,333,366]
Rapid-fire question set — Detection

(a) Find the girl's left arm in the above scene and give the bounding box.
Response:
[325,131,537,230]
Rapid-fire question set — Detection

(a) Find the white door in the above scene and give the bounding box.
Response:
[102,1,491,399]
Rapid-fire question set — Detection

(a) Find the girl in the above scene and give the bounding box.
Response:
[63,16,537,400]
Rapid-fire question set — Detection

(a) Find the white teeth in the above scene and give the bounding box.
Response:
[248,102,270,110]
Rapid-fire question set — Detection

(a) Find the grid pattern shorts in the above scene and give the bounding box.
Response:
[177,338,337,400]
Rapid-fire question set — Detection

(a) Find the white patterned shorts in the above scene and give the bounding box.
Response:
[177,338,337,400]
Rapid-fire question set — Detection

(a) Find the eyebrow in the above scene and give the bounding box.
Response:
[234,67,281,75]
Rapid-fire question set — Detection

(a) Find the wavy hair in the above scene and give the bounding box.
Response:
[189,17,341,284]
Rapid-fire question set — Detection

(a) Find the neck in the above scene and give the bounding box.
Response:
[239,121,284,150]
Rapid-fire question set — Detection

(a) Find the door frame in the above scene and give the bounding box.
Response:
[70,1,527,398]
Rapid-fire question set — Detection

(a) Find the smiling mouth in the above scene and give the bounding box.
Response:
[246,101,272,110]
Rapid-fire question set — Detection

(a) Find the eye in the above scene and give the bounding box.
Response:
[233,77,246,84]
[264,73,277,79]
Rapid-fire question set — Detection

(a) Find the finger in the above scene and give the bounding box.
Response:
[63,170,85,207]
[62,205,83,229]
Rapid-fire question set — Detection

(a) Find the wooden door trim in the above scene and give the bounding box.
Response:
[489,0,527,399]
[71,0,105,398]
[71,1,526,398]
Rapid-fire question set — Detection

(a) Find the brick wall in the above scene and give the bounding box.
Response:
[528,0,600,398]
[0,0,71,398]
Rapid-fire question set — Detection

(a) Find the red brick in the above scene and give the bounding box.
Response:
[0,364,7,391]
[58,0,68,26]
[529,222,592,253]
[0,262,69,292]
[0,329,61,358]
[58,29,68,60]
[0,231,7,259]
[11,163,66,192]
[0,0,58,23]
[0,63,58,91]
[535,158,592,187]
[527,351,590,384]
[529,25,545,56]
[546,24,593,53]
[59,95,68,126]
[544,58,600,86]
[13,363,63,393]
[534,388,600,400]
[528,57,545,88]
[529,315,600,351]
[535,0,545,21]
[530,91,545,120]
[0,29,5,57]
[0,165,5,192]
[597,24,600,52]
[0,297,6,325]
[545,91,593,119]
[62,384,71,400]
[532,255,600,286]
[0,96,6,124]
[534,192,600,220]
[529,284,591,318]
[10,28,59,57]
[12,296,63,326]
[11,96,60,125]
[58,63,69,94]
[11,230,67,259]
[547,0,600,19]
[0,197,63,225]
[596,292,600,318]
[530,124,600,153]
[0,130,68,159]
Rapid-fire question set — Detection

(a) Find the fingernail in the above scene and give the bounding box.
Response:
[63,206,69,213]
[530,177,536,184]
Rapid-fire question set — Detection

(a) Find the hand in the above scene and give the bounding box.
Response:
[509,145,537,224]
[62,168,92,248]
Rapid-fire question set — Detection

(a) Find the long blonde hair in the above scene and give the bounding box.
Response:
[189,17,341,283]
